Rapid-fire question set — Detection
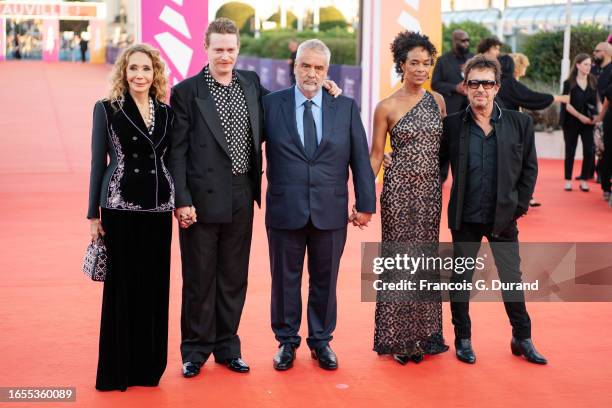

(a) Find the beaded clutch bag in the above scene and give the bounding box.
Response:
[82,237,108,281]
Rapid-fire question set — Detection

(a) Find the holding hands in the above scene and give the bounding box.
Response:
[175,206,197,228]
[349,205,372,229]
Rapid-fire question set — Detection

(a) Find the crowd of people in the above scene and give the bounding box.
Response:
[432,30,612,205]
[86,17,610,392]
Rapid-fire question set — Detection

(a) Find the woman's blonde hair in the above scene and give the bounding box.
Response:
[510,53,530,77]
[108,43,168,104]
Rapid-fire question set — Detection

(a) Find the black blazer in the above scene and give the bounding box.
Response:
[263,87,376,230]
[168,69,265,223]
[87,94,175,219]
[440,106,538,235]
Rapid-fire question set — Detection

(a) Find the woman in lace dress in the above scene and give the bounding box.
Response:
[369,31,449,364]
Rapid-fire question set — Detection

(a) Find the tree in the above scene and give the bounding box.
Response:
[319,6,347,31]
[267,10,298,29]
[523,24,609,85]
[442,21,492,55]
[215,2,255,35]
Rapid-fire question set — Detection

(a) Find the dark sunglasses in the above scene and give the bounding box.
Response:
[466,80,497,89]
[459,39,470,43]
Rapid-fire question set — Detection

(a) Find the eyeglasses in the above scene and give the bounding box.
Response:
[466,80,497,89]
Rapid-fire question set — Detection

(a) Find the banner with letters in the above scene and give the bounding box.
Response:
[139,0,209,86]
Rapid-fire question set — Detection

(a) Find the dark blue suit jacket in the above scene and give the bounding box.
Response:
[263,87,376,230]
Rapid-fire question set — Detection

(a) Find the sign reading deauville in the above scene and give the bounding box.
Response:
[0,1,101,19]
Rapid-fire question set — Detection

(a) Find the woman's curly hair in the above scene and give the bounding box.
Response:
[108,43,168,105]
[391,31,437,80]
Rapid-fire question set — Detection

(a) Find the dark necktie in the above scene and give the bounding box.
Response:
[303,100,318,158]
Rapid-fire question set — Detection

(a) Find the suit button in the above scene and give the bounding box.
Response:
[150,154,154,159]
[309,162,314,167]
[132,137,137,141]
[150,170,156,174]
[134,168,140,173]
[310,183,315,187]
[207,189,213,193]
[132,153,138,158]
[208,168,213,172]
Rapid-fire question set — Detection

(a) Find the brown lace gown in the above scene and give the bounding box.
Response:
[373,91,449,357]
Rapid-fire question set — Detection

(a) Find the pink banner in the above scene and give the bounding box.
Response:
[42,19,59,61]
[140,0,208,86]
[0,19,5,61]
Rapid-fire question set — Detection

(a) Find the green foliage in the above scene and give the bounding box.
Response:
[215,1,255,35]
[267,10,298,29]
[523,24,610,85]
[239,29,356,65]
[319,6,348,31]
[442,21,493,54]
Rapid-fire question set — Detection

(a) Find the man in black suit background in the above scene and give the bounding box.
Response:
[440,55,547,365]
[263,39,376,371]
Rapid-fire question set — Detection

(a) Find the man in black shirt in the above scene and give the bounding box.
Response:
[588,42,611,181]
[432,30,473,115]
[433,30,473,182]
[592,42,612,100]
[287,39,298,84]
[440,55,547,366]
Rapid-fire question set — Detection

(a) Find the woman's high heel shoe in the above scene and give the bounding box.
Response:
[393,354,410,365]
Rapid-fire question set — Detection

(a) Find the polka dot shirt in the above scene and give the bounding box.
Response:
[204,65,253,175]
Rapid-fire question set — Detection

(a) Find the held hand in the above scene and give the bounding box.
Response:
[175,206,197,228]
[349,205,372,229]
[353,212,372,229]
[323,79,343,98]
[90,218,105,241]
[592,113,603,124]
[383,151,393,169]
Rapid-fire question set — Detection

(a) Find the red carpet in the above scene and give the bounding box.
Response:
[1,61,611,407]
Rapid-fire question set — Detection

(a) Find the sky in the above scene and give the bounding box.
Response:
[441,0,590,12]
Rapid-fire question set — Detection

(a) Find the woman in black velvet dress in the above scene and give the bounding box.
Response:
[87,44,175,391]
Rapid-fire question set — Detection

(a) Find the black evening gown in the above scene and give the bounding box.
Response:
[95,208,172,391]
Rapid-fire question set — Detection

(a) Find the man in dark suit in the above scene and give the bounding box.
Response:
[440,54,547,365]
[263,39,376,371]
[169,18,265,377]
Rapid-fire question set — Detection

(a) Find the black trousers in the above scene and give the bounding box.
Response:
[601,117,612,193]
[563,124,595,180]
[268,220,347,350]
[96,209,172,391]
[450,222,532,340]
[179,175,253,363]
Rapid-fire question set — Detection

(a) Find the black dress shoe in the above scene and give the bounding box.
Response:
[511,338,548,365]
[455,338,476,364]
[311,345,338,370]
[182,362,201,378]
[273,343,296,371]
[225,357,250,373]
